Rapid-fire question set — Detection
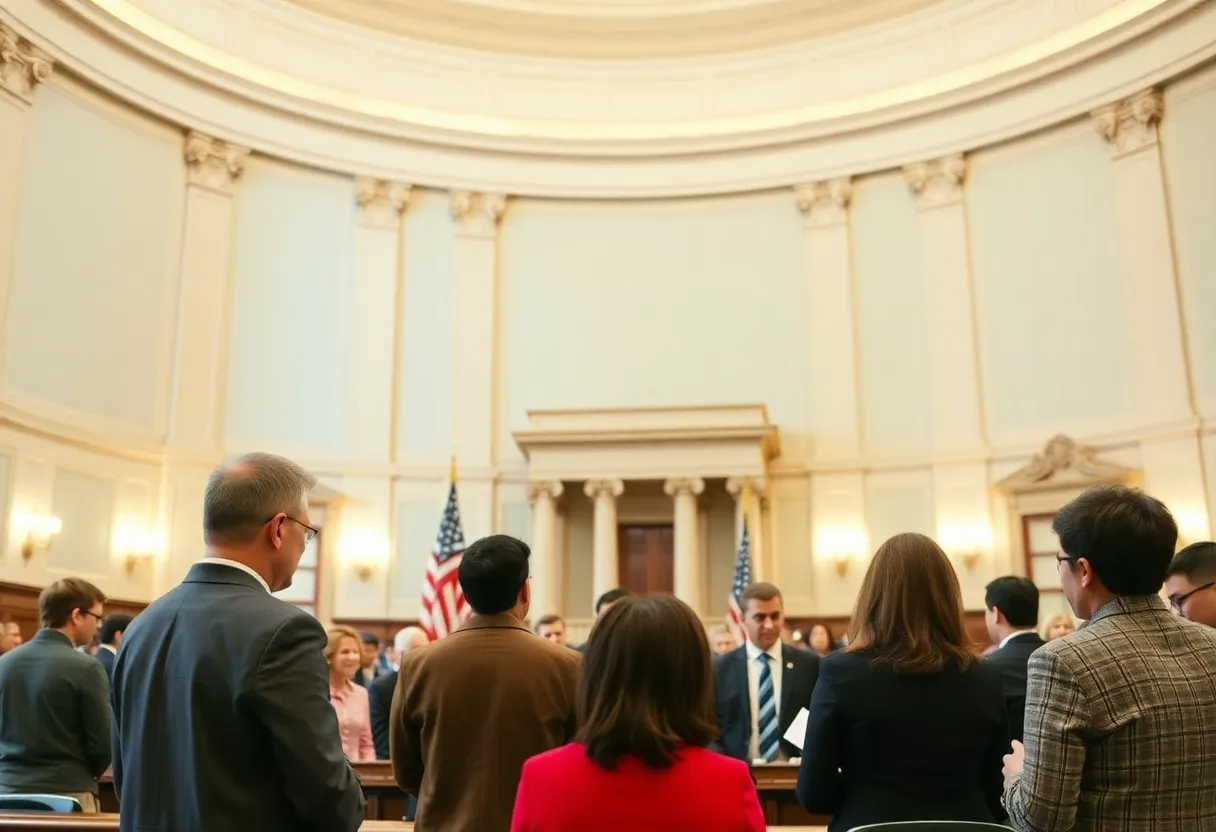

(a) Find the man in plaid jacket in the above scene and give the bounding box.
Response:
[1002,485,1216,832]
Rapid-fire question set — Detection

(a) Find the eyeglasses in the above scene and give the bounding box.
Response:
[1169,581,1215,614]
[268,515,319,544]
[79,610,103,623]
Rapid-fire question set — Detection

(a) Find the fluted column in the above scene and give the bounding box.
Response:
[528,480,564,618]
[903,155,986,455]
[584,479,624,607]
[796,179,861,461]
[727,477,766,582]
[1091,90,1191,424]
[0,26,53,380]
[665,478,705,613]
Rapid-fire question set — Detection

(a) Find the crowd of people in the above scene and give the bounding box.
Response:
[1,451,1215,832]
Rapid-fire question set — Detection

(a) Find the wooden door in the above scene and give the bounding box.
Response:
[618,524,674,595]
[1022,512,1067,607]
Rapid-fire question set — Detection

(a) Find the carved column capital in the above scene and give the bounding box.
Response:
[725,476,767,502]
[1092,89,1163,160]
[795,178,852,227]
[0,25,53,106]
[450,190,507,238]
[527,480,564,504]
[903,155,966,209]
[583,479,625,500]
[183,131,250,196]
[663,477,705,499]
[355,177,411,229]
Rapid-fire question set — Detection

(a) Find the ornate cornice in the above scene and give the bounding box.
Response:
[583,479,624,500]
[1092,89,1163,160]
[904,155,966,209]
[0,24,53,105]
[795,178,852,228]
[355,177,411,230]
[183,131,250,195]
[663,477,706,498]
[450,191,507,238]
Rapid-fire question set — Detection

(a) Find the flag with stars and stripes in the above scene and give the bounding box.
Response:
[726,519,752,644]
[419,477,469,641]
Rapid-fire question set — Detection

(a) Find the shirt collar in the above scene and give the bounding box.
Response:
[99,644,117,655]
[745,638,783,664]
[999,629,1039,649]
[204,558,271,594]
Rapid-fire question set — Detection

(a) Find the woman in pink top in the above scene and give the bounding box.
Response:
[326,625,374,761]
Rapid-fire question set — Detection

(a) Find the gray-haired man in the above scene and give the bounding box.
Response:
[111,453,365,832]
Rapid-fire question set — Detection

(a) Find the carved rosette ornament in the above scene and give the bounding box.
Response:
[183,131,250,196]
[355,177,411,230]
[1092,89,1163,160]
[0,25,53,105]
[795,178,852,228]
[903,155,966,209]
[450,190,507,238]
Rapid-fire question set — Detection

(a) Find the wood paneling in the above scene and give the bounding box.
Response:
[0,581,146,649]
[617,524,674,595]
[785,609,992,651]
[330,617,419,646]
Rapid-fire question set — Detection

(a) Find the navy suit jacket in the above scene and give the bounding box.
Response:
[368,669,397,760]
[712,643,819,761]
[95,646,116,680]
[984,631,1046,743]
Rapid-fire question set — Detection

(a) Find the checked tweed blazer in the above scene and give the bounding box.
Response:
[1003,594,1216,832]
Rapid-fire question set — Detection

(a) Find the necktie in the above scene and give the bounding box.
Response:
[756,653,779,762]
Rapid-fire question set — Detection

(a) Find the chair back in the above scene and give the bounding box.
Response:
[0,794,84,813]
[848,824,1012,832]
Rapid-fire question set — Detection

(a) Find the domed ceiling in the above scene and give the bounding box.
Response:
[282,0,945,59]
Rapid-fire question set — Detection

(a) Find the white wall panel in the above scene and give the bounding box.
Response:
[49,469,113,575]
[864,470,935,551]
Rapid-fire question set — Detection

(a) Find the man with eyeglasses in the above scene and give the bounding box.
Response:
[0,578,110,811]
[111,452,364,832]
[1165,541,1216,628]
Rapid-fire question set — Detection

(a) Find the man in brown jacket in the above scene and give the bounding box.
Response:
[390,534,580,832]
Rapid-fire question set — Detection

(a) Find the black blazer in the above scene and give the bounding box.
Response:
[712,643,819,761]
[368,669,398,760]
[797,650,1009,832]
[984,632,1045,743]
[111,562,365,832]
[95,646,116,679]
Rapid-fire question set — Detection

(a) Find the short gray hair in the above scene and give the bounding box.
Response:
[204,452,316,545]
[393,626,428,654]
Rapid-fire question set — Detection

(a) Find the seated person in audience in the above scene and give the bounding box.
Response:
[1164,541,1216,628]
[327,625,375,761]
[713,582,819,762]
[573,588,630,652]
[95,613,132,680]
[1002,486,1216,832]
[534,613,568,646]
[1040,612,1074,641]
[511,594,765,832]
[797,532,1008,831]
[708,624,737,655]
[0,579,110,813]
[983,576,1045,743]
[391,534,579,832]
[807,623,835,658]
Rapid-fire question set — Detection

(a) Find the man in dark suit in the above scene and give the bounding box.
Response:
[572,588,629,653]
[0,578,109,812]
[983,575,1045,743]
[391,534,580,832]
[712,582,818,761]
[369,626,430,760]
[94,613,132,679]
[111,452,364,832]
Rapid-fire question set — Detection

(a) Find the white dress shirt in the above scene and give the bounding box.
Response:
[98,643,117,656]
[998,629,1038,649]
[205,558,271,594]
[745,638,784,761]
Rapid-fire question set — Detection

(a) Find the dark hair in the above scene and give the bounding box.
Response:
[458,535,530,615]
[1166,542,1216,583]
[594,588,630,615]
[984,576,1039,628]
[1052,485,1177,595]
[534,614,564,633]
[359,632,379,646]
[39,578,106,629]
[99,614,133,646]
[741,582,783,607]
[847,533,976,675]
[576,595,717,770]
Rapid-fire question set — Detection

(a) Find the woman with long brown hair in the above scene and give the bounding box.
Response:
[796,533,1009,830]
[510,595,765,832]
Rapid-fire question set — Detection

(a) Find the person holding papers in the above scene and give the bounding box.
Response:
[797,533,1008,831]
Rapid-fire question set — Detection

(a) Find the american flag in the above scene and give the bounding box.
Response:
[419,479,469,641]
[726,519,752,644]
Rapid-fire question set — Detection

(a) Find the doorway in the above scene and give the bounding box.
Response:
[617,524,674,595]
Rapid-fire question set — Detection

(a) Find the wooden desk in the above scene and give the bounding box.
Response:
[0,817,827,831]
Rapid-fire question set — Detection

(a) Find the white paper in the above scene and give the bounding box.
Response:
[783,706,809,751]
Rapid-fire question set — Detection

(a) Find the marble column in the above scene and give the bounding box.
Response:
[584,479,624,607]
[528,480,564,618]
[1091,90,1191,425]
[0,25,52,379]
[795,179,862,462]
[665,477,705,611]
[726,477,766,582]
[903,155,986,456]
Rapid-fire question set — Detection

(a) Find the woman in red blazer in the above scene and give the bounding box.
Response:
[510,594,766,832]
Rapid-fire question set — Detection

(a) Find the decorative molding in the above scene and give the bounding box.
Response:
[450,191,507,238]
[355,177,411,230]
[1092,88,1164,159]
[183,131,250,195]
[725,476,767,499]
[794,178,852,228]
[994,434,1138,494]
[0,24,53,105]
[583,478,624,500]
[527,480,564,504]
[903,154,966,208]
[663,477,706,498]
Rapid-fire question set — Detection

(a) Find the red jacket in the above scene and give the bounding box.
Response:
[510,742,766,832]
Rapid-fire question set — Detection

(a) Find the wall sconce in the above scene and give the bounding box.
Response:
[114,527,164,574]
[1173,506,1210,552]
[815,528,867,578]
[340,530,389,583]
[16,512,62,562]
[939,523,993,572]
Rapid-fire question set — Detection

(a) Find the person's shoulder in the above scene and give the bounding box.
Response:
[523,742,585,777]
[680,745,749,776]
[964,655,1005,687]
[819,648,865,673]
[712,644,746,671]
[784,644,819,668]
[369,668,398,692]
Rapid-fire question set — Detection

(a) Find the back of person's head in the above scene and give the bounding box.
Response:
[847,533,975,675]
[39,578,106,629]
[1166,541,1216,583]
[1052,485,1177,595]
[457,535,530,615]
[984,576,1039,627]
[594,588,630,616]
[576,595,716,770]
[393,626,429,654]
[100,614,134,646]
[203,452,316,546]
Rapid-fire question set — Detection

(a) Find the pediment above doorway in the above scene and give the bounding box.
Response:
[994,434,1138,496]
